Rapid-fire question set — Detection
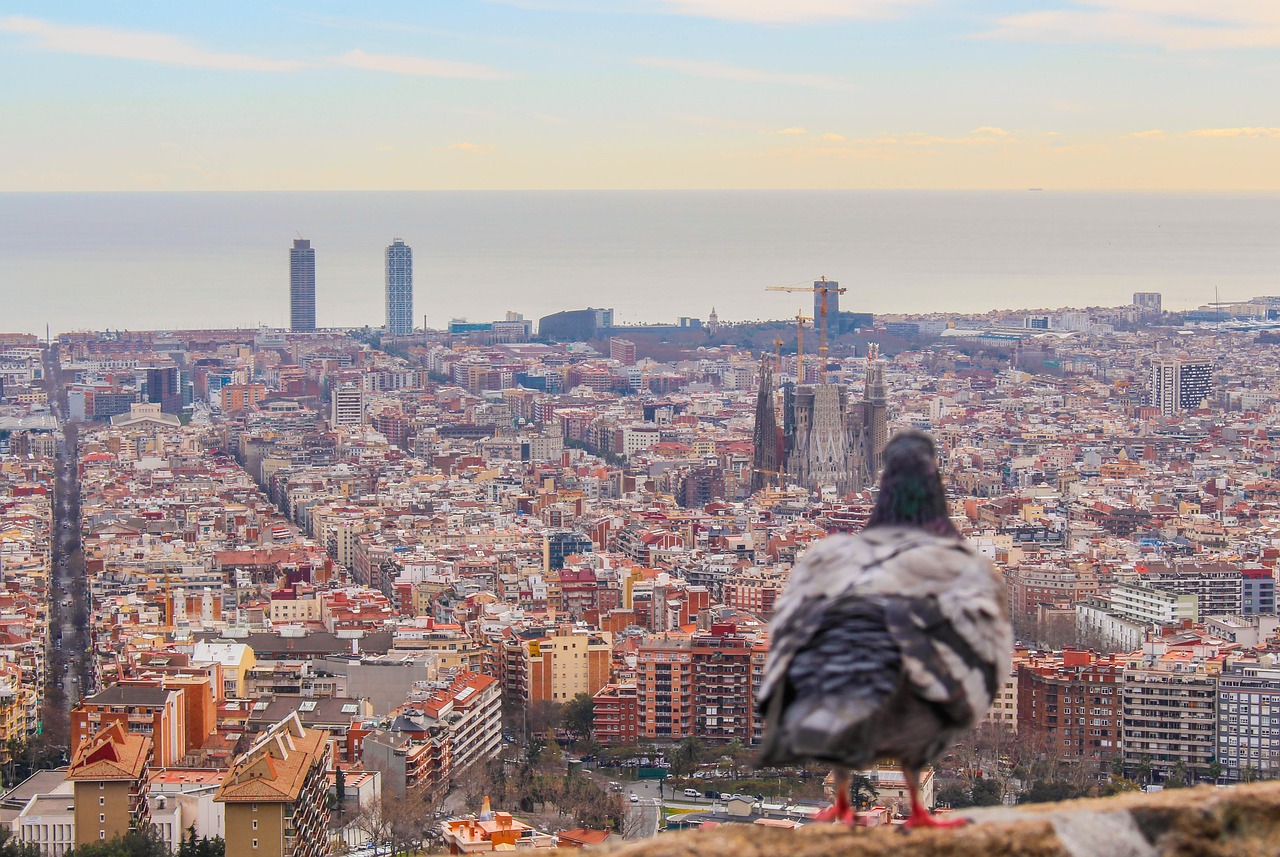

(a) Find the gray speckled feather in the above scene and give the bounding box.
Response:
[757,526,1012,769]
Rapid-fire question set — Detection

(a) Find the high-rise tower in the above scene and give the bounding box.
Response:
[1150,358,1212,416]
[813,279,839,322]
[861,349,888,482]
[385,238,413,337]
[290,239,316,332]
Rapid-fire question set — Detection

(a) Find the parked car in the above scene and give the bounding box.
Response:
[683,789,701,799]
[629,793,639,803]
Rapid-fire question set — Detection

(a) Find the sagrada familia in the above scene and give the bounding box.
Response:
[751,350,888,496]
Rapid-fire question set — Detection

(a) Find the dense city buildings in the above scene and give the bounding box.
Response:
[385,238,414,337]
[289,239,316,332]
[12,290,1280,848]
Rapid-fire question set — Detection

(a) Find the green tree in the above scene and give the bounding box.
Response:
[849,774,879,811]
[563,693,595,742]
[333,766,347,821]
[721,739,750,777]
[0,827,42,857]
[667,736,706,777]
[1020,781,1086,805]
[1165,760,1189,789]
[971,776,1003,806]
[1207,760,1223,785]
[936,783,971,809]
[67,826,169,857]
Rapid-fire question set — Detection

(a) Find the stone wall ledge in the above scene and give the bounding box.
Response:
[593,781,1280,857]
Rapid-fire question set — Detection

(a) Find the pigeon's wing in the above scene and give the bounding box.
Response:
[760,592,901,764]
[758,528,1010,729]
[875,532,1011,728]
[757,534,870,712]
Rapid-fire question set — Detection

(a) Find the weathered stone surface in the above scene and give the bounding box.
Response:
[584,782,1280,857]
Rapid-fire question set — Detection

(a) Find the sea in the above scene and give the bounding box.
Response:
[1,190,1278,337]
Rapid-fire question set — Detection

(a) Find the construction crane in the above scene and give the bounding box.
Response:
[766,276,847,383]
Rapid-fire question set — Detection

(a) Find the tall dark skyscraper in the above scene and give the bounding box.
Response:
[144,365,182,415]
[813,278,839,321]
[385,239,413,337]
[290,238,316,332]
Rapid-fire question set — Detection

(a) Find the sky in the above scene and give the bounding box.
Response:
[2,1,1279,191]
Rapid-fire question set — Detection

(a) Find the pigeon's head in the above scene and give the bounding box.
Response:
[866,429,958,537]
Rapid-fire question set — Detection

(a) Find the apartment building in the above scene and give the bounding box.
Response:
[71,686,187,768]
[66,723,152,848]
[1121,642,1219,781]
[1017,651,1122,771]
[590,683,639,746]
[1215,663,1280,782]
[215,713,332,857]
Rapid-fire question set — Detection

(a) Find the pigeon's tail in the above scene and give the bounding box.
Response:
[758,690,882,769]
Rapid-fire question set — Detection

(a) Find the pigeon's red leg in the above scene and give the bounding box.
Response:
[814,767,856,825]
[903,767,967,829]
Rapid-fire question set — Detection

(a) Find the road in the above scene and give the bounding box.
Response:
[581,770,757,840]
[42,344,91,733]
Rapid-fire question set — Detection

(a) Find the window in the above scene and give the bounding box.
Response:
[252,821,258,830]
[99,797,104,806]
[99,815,105,823]
[252,841,258,850]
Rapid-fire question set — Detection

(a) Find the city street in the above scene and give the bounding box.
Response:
[42,345,90,725]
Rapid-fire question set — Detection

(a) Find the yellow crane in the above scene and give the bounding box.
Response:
[766,276,847,383]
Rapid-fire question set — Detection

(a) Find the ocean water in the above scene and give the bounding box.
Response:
[1,191,1278,336]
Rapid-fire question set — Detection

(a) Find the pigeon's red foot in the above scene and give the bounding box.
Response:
[903,808,968,830]
[814,803,856,826]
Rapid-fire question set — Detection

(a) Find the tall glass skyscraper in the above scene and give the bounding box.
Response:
[290,239,316,331]
[385,238,413,337]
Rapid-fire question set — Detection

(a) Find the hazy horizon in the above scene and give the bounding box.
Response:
[5,189,1278,336]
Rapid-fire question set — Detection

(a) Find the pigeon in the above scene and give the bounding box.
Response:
[756,429,1012,828]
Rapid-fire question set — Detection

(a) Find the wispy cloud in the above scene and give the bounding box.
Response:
[486,0,926,23]
[303,14,535,49]
[653,0,927,24]
[333,49,513,79]
[447,142,489,151]
[0,15,304,71]
[984,2,1280,50]
[971,126,1010,136]
[1189,127,1280,138]
[1123,128,1166,139]
[635,56,845,89]
[778,127,809,135]
[820,133,847,141]
[899,131,1018,146]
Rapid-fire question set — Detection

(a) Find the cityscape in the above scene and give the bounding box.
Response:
[4,238,1280,853]
[5,2,1280,856]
